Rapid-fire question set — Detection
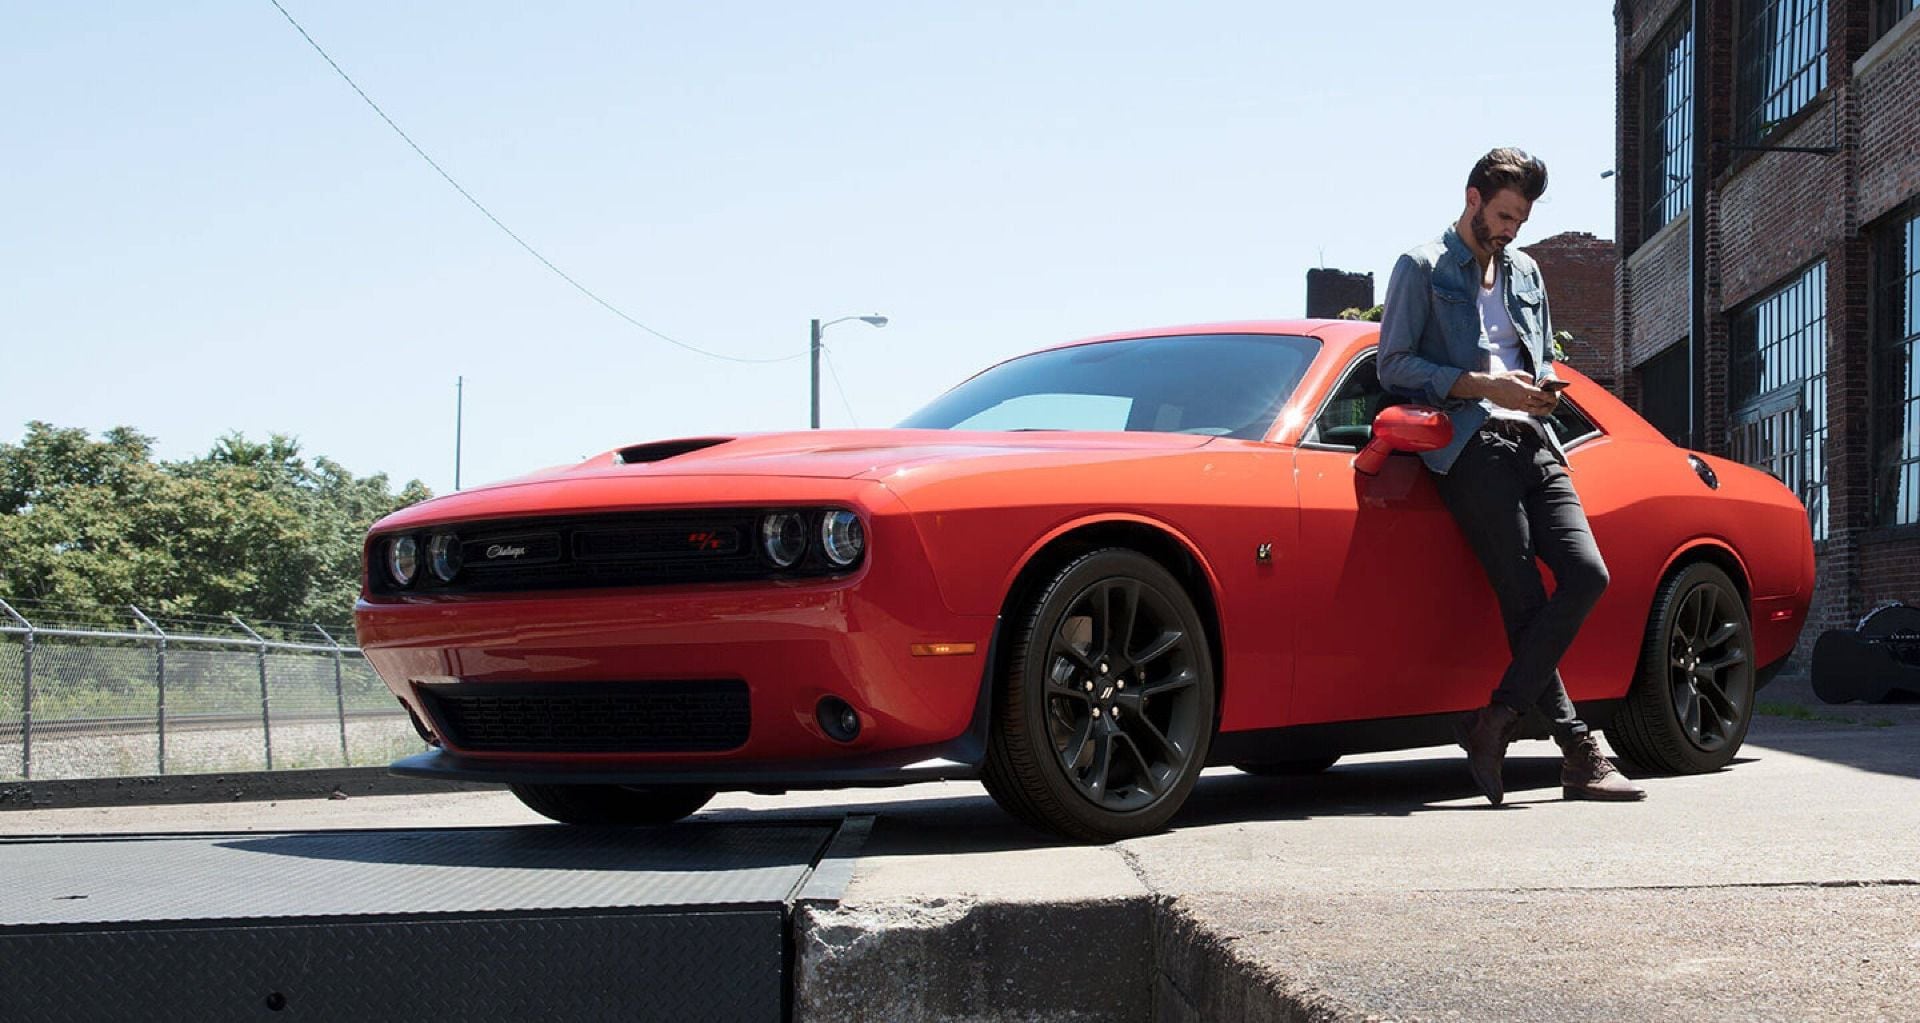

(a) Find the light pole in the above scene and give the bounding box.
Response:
[811,314,888,429]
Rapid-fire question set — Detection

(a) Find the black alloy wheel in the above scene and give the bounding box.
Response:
[1607,562,1756,774]
[983,548,1216,842]
[509,783,716,826]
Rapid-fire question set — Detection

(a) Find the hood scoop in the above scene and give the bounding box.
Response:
[615,437,733,465]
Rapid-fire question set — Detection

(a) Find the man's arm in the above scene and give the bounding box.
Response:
[1376,253,1466,407]
[1537,277,1560,384]
[1376,254,1528,407]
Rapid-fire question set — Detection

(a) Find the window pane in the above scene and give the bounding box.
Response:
[1730,260,1828,538]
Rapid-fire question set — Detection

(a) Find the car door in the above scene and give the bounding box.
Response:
[1288,351,1509,724]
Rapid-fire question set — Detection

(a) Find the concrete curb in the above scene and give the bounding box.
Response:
[796,895,1155,1022]
[0,767,501,810]
[794,892,1374,1023]
[1153,898,1367,1023]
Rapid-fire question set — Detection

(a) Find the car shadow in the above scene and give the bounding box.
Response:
[705,751,1580,857]
[212,818,842,872]
[1743,714,1920,781]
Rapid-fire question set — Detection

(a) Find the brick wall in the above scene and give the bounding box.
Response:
[1523,232,1620,388]
[1621,217,1691,367]
[1616,0,1920,675]
[1857,13,1920,224]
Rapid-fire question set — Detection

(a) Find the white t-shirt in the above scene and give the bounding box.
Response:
[1480,268,1536,426]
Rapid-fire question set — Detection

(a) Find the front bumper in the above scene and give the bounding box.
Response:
[355,507,1000,774]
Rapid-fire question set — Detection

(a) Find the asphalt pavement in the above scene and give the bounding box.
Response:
[5,677,1916,1022]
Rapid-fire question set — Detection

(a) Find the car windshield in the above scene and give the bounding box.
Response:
[898,333,1320,440]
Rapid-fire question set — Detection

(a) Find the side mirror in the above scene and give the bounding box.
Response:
[1352,406,1453,476]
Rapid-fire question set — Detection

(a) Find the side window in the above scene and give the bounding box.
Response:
[1546,399,1601,448]
[1309,356,1391,450]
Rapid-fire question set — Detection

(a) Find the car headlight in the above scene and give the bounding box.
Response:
[820,510,865,568]
[761,512,808,568]
[428,532,463,582]
[387,535,419,587]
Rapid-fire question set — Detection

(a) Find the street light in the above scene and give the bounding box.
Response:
[811,314,888,429]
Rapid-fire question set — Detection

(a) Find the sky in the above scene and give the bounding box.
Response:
[3,2,1619,495]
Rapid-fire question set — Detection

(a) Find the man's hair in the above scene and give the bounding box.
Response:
[1466,147,1548,203]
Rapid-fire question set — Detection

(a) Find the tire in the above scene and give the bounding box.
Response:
[982,548,1217,842]
[1606,562,1756,774]
[509,783,716,826]
[1235,756,1339,777]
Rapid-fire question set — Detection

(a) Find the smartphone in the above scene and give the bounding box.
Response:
[1540,379,1572,392]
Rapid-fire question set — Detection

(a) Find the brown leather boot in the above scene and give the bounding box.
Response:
[1559,735,1647,801]
[1454,703,1521,805]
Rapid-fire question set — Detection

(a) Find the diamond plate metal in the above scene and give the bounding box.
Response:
[0,822,843,1022]
[0,910,781,1022]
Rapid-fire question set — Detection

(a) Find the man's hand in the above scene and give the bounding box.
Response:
[1454,370,1557,415]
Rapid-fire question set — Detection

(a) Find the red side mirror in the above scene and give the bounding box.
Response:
[1352,406,1453,476]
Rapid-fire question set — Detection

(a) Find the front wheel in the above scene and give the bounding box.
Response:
[1606,562,1756,774]
[982,548,1216,843]
[509,783,716,826]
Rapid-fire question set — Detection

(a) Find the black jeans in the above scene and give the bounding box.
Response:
[1431,421,1609,742]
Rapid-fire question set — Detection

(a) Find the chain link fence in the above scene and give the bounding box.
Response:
[0,598,423,781]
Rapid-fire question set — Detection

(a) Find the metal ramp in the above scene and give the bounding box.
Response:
[0,819,866,1022]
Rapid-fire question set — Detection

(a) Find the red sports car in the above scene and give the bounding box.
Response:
[355,321,1813,841]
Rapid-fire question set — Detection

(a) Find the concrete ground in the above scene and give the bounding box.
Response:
[5,679,1916,1022]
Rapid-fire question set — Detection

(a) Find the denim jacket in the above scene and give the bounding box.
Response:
[1376,224,1567,474]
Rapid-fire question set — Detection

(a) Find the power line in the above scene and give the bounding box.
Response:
[266,0,799,366]
[821,346,861,428]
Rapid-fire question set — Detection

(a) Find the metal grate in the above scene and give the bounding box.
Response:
[1736,0,1827,144]
[419,680,751,753]
[1642,11,1693,239]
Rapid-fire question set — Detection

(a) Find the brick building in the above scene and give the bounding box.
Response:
[1615,0,1920,657]
[1304,267,1376,319]
[1524,231,1622,391]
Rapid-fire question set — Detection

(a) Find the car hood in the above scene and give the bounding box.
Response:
[526,429,1216,483]
[369,430,1220,531]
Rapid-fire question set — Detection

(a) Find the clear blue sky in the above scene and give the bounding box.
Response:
[3,2,1618,494]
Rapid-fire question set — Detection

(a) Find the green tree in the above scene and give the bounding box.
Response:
[0,423,429,625]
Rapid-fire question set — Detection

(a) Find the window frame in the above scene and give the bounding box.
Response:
[1299,350,1604,455]
[1734,0,1828,145]
[1728,261,1830,540]
[1640,11,1694,241]
[1870,206,1920,526]
[1874,0,1918,42]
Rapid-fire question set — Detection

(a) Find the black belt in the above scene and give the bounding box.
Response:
[1481,417,1537,442]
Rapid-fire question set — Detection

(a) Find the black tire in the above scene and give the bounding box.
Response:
[1235,756,1339,777]
[509,783,716,826]
[1607,562,1756,774]
[982,548,1216,843]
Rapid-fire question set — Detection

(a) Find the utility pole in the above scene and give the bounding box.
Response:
[809,319,822,430]
[455,375,464,490]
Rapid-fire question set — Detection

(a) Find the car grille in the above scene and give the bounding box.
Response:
[369,510,854,594]
[417,680,751,754]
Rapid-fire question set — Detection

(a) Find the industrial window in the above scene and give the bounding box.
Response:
[1735,0,1827,144]
[1637,340,1691,446]
[1872,210,1920,525]
[1729,262,1828,540]
[1641,13,1693,239]
[1874,0,1917,42]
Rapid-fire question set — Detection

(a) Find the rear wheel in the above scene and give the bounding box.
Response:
[509,783,716,826]
[1607,562,1755,774]
[982,548,1216,843]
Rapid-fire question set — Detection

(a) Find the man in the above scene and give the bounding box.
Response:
[1376,147,1644,805]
